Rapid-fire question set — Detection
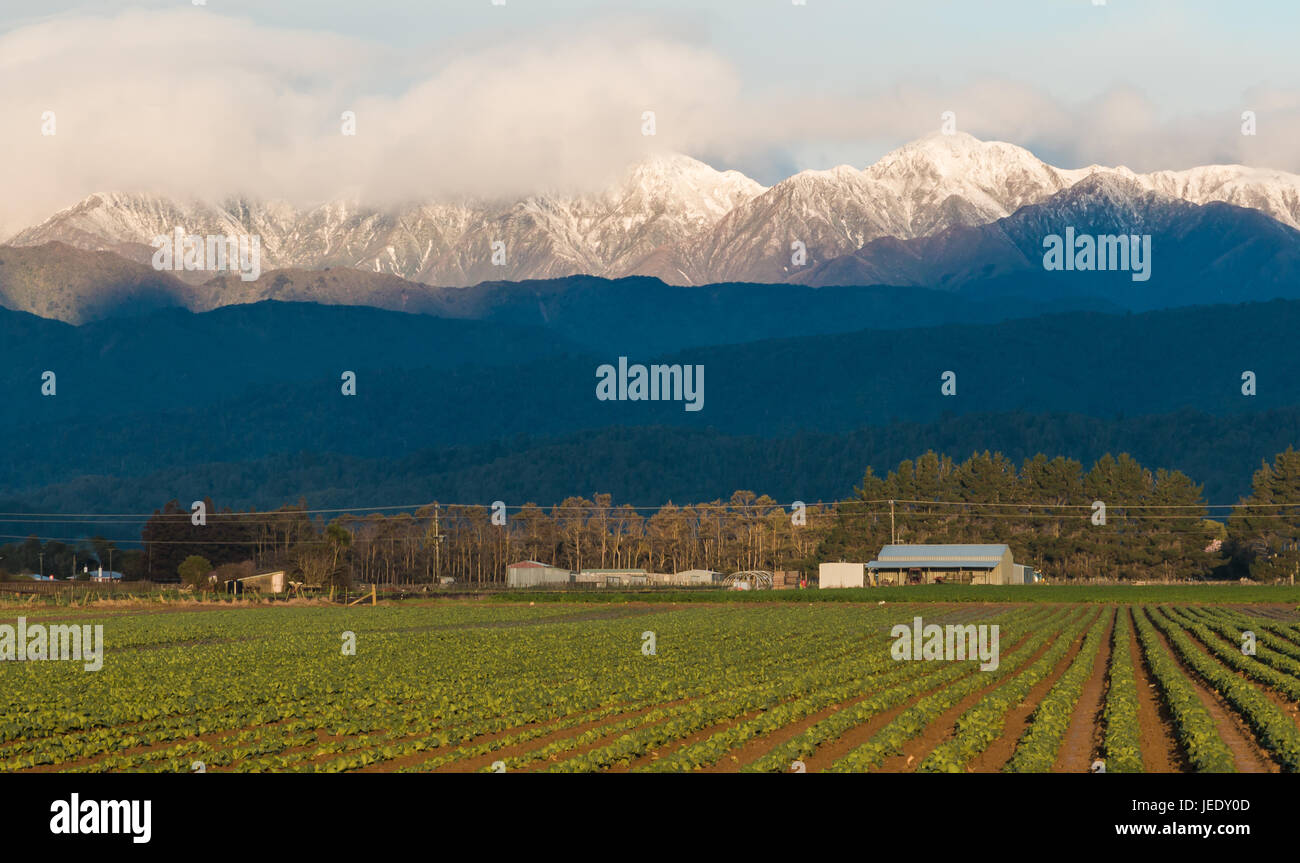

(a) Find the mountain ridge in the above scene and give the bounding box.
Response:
[12,133,1300,289]
[793,174,1300,307]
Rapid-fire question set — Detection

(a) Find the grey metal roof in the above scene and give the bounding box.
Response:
[868,559,998,570]
[876,543,1008,557]
[871,544,1010,566]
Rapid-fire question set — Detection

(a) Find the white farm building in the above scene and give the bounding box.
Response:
[506,561,572,588]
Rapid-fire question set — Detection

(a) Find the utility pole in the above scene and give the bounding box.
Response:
[430,503,445,585]
[38,551,44,578]
[890,500,896,544]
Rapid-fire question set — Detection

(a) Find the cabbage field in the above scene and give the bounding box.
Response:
[2,599,1298,772]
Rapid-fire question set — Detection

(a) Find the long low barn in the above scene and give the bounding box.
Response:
[506,561,573,588]
[867,544,1031,585]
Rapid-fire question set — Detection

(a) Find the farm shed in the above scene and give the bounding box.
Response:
[674,569,721,585]
[506,561,572,588]
[818,562,866,589]
[1011,564,1041,584]
[231,570,288,593]
[868,544,1015,585]
[579,568,648,587]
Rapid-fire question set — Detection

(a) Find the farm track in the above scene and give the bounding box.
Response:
[1143,609,1279,773]
[1226,605,1300,624]
[1052,607,1116,772]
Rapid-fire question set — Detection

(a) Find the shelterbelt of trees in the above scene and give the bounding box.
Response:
[5,448,1300,585]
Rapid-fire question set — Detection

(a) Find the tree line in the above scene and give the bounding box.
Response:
[4,448,1300,585]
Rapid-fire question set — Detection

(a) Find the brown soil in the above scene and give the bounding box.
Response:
[1143,609,1280,773]
[510,707,700,773]
[431,699,688,773]
[965,608,1099,773]
[22,716,298,773]
[361,697,681,773]
[714,612,1054,773]
[798,696,932,773]
[694,676,931,773]
[698,695,879,773]
[492,605,985,774]
[1052,607,1116,773]
[803,620,1066,773]
[1128,610,1186,773]
[1165,612,1300,728]
[610,706,769,773]
[638,631,986,773]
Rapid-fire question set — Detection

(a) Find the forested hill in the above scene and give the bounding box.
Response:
[2,297,1299,514]
[12,295,1299,438]
[4,408,1300,518]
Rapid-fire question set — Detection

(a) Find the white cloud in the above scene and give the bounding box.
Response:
[0,9,742,235]
[2,8,1299,238]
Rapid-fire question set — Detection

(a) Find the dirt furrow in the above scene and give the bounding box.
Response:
[806,628,1059,773]
[1146,611,1279,773]
[1052,607,1116,773]
[965,609,1099,773]
[1129,611,1184,773]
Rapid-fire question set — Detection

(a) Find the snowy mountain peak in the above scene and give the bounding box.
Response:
[622,152,760,186]
[608,153,766,222]
[869,131,1044,177]
[9,134,1300,290]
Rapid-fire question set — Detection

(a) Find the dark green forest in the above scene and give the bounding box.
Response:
[6,447,1300,585]
[7,298,1300,514]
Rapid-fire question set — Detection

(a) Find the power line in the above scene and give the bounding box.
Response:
[0,496,1285,521]
[0,511,1279,548]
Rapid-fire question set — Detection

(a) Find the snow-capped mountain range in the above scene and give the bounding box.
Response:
[9,132,1300,288]
[795,172,1300,303]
